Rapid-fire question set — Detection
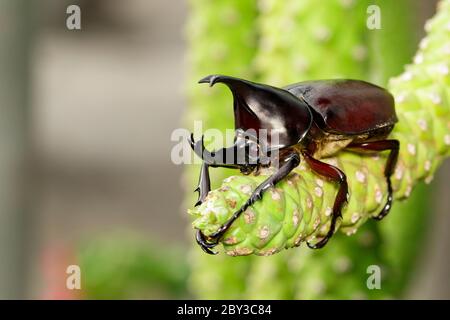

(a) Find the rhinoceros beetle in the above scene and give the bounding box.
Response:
[189,75,399,254]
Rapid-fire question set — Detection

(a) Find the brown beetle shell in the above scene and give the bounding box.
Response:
[285,79,397,135]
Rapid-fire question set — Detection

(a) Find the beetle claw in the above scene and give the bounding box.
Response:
[373,179,393,220]
[196,229,218,255]
[306,237,330,249]
[209,226,226,239]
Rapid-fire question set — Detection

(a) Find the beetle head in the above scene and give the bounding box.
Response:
[199,75,313,150]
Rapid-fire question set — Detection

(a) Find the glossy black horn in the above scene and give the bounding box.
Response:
[198,74,313,149]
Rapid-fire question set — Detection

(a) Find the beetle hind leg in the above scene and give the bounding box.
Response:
[302,151,349,249]
[346,139,400,220]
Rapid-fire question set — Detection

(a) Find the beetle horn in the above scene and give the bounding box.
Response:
[198,74,313,148]
[198,74,246,88]
[198,74,262,121]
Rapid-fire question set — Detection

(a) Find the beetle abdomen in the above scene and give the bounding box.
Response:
[285,79,397,135]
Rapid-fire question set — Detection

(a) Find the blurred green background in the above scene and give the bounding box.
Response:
[0,0,448,299]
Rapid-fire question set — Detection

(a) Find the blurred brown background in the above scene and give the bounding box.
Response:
[0,0,448,299]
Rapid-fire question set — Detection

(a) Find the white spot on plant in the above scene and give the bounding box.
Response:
[419,38,429,49]
[314,187,323,197]
[424,20,433,32]
[244,209,255,224]
[257,0,272,13]
[294,58,310,73]
[352,45,367,61]
[355,171,366,183]
[292,210,300,227]
[417,119,428,131]
[395,92,407,103]
[339,0,355,9]
[414,53,424,64]
[313,25,331,42]
[395,164,404,180]
[405,185,413,197]
[425,176,434,184]
[306,197,313,209]
[424,160,431,171]
[224,176,236,183]
[443,44,450,55]
[351,212,360,223]
[311,280,326,295]
[327,158,339,167]
[294,234,303,246]
[313,217,321,230]
[407,143,416,155]
[259,226,270,240]
[240,184,252,195]
[445,134,450,146]
[270,189,281,201]
[430,92,442,104]
[375,187,383,204]
[437,64,449,75]
[401,72,413,81]
[334,256,352,273]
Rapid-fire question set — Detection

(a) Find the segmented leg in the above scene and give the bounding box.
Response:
[346,139,399,220]
[196,152,301,254]
[302,151,349,249]
[189,134,253,206]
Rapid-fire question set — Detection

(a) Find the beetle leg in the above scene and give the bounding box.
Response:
[197,152,300,254]
[302,151,349,249]
[195,229,218,255]
[192,162,211,206]
[346,139,400,220]
[189,133,257,206]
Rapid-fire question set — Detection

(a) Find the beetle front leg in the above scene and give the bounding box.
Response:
[346,139,400,220]
[193,162,212,206]
[196,152,300,254]
[189,134,255,206]
[302,151,349,249]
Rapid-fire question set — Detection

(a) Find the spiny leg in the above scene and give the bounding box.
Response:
[346,139,399,220]
[189,134,255,206]
[194,162,211,207]
[302,151,349,249]
[197,152,301,254]
[196,229,217,255]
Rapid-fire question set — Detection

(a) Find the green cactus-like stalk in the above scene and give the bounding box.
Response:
[378,0,449,294]
[187,0,448,299]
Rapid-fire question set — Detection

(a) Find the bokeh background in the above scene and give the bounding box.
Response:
[0,0,449,299]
